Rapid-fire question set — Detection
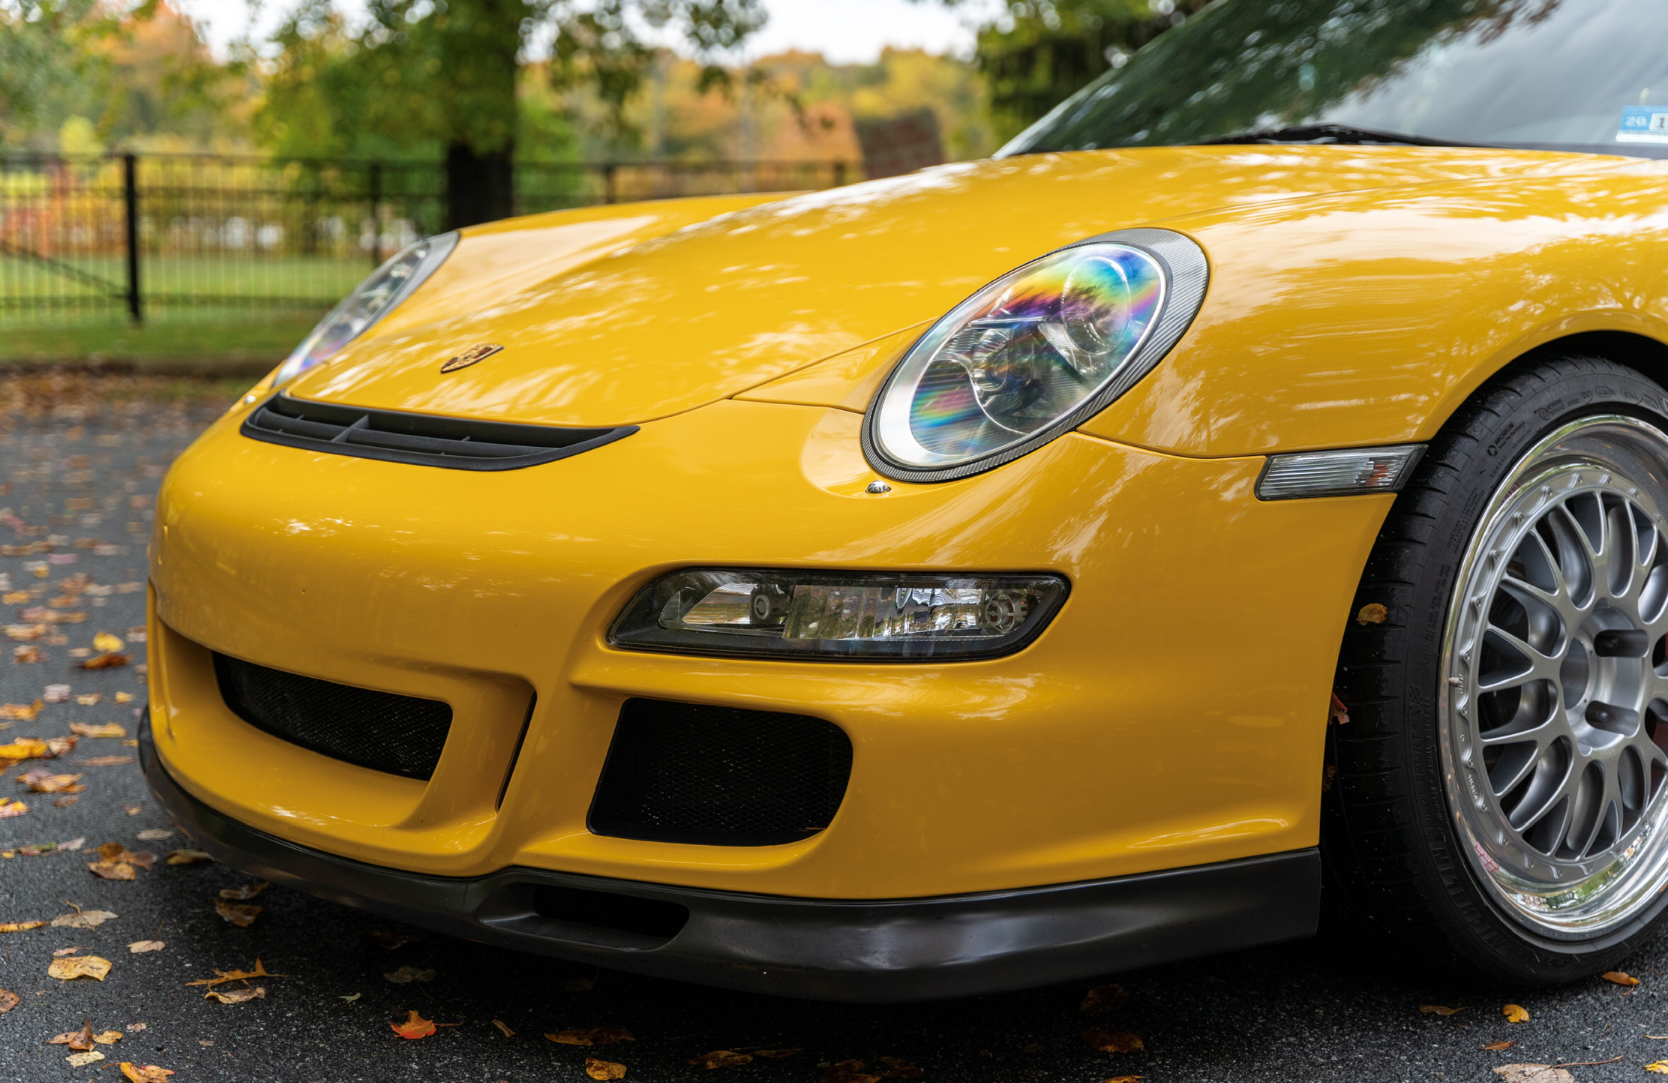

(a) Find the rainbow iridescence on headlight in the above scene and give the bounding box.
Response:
[875,243,1165,468]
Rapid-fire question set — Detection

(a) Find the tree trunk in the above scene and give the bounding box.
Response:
[445,142,514,229]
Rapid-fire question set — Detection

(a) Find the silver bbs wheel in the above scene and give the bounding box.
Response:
[1443,415,1668,937]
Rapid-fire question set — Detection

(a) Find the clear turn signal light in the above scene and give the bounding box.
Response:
[610,570,1068,660]
[1256,445,1425,500]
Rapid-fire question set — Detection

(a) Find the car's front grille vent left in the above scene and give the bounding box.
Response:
[241,394,637,471]
[588,698,854,847]
[212,652,453,780]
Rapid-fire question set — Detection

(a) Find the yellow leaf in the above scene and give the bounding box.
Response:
[1105,1078,1143,1083]
[48,955,111,981]
[165,849,212,865]
[390,1010,436,1039]
[185,959,282,988]
[92,632,124,653]
[69,722,125,739]
[119,1064,174,1082]
[585,1058,628,1081]
[1357,602,1389,624]
[1419,1004,1468,1015]
[0,920,44,932]
[1602,970,1640,986]
[1502,1003,1530,1023]
[1646,1062,1668,1074]
[66,1050,104,1067]
[0,798,25,818]
[93,1030,123,1044]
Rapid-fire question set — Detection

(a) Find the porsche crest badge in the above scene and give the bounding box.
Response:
[440,343,503,373]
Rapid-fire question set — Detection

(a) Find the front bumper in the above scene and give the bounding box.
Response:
[142,713,1318,1001]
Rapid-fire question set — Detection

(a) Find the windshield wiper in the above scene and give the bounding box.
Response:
[1201,123,1475,148]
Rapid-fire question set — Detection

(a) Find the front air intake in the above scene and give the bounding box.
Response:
[212,652,453,780]
[241,394,637,471]
[588,698,854,847]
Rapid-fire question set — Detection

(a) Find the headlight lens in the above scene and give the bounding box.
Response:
[271,231,459,389]
[611,569,1068,660]
[864,228,1208,482]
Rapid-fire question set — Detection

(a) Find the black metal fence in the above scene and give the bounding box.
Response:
[0,153,858,327]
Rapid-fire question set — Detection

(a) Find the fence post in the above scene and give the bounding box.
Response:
[833,160,848,188]
[122,152,142,325]
[602,163,618,205]
[368,161,383,269]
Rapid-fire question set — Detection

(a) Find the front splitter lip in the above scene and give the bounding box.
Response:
[140,712,1320,1002]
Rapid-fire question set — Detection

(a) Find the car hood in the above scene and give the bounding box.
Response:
[288,145,1628,428]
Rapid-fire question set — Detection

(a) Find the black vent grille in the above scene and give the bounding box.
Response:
[242,394,637,471]
[212,652,453,780]
[589,698,853,846]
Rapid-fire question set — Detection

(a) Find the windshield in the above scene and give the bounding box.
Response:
[1000,0,1668,159]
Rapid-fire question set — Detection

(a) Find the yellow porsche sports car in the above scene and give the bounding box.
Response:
[142,0,1668,999]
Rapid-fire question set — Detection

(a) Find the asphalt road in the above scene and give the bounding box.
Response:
[3,372,1668,1083]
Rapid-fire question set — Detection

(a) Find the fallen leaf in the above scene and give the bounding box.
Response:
[1482,1041,1515,1050]
[135,828,171,841]
[42,684,69,703]
[547,1026,636,1045]
[1502,1004,1530,1023]
[114,691,133,704]
[1602,971,1640,986]
[1357,602,1389,624]
[17,767,83,793]
[1647,1063,1668,1075]
[690,1051,753,1069]
[339,993,361,1002]
[86,842,154,880]
[586,1058,628,1081]
[186,959,282,988]
[1104,1077,1142,1083]
[219,881,268,901]
[51,908,116,929]
[53,795,78,807]
[94,1030,123,1044]
[214,900,261,927]
[203,986,266,1004]
[123,804,139,812]
[93,632,123,653]
[1,591,27,604]
[390,1010,437,1039]
[0,699,41,720]
[0,737,52,760]
[70,722,125,738]
[492,1018,515,1038]
[753,1050,801,1059]
[48,955,111,981]
[1080,983,1129,1013]
[0,920,43,932]
[80,755,132,766]
[0,798,25,817]
[49,1020,94,1049]
[54,946,83,956]
[1420,1005,1469,1016]
[1493,1066,1573,1083]
[118,1064,174,1082]
[1083,1029,1145,1053]
[820,1061,883,1083]
[66,1050,104,1067]
[73,692,98,703]
[384,965,435,984]
[128,940,163,954]
[77,653,128,670]
[14,644,40,662]
[126,1023,146,1033]
[165,849,211,865]
[0,988,17,1013]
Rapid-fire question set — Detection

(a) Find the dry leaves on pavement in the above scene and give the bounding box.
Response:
[0,700,41,720]
[218,881,267,901]
[203,986,265,1004]
[93,631,123,653]
[1493,1066,1573,1083]
[165,849,211,865]
[119,1064,174,1082]
[0,920,44,932]
[77,652,129,670]
[127,940,163,953]
[547,1027,636,1046]
[51,907,116,929]
[384,965,435,984]
[66,1051,104,1067]
[48,1020,94,1049]
[80,755,133,766]
[1104,1077,1142,1083]
[1080,983,1128,1013]
[214,900,261,927]
[1482,1041,1515,1051]
[1647,1062,1668,1074]
[1502,1004,1531,1023]
[390,1010,437,1039]
[0,988,18,1013]
[0,735,74,760]
[69,722,125,738]
[0,798,25,817]
[135,828,171,841]
[186,959,282,989]
[1602,971,1640,986]
[87,842,155,880]
[1083,1029,1145,1053]
[586,1058,628,1080]
[48,955,111,981]
[1420,1005,1468,1016]
[690,1051,753,1069]
[493,1019,515,1038]
[18,768,83,793]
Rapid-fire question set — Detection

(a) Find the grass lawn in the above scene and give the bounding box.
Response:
[0,313,319,370]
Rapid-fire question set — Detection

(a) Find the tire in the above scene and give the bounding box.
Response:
[1327,354,1668,982]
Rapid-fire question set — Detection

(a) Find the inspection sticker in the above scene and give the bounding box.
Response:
[1617,105,1668,143]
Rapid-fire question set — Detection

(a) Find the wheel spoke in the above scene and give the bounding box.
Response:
[1479,625,1562,692]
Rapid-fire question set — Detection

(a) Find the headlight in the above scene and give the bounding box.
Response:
[270,232,459,389]
[611,569,1068,660]
[863,228,1208,482]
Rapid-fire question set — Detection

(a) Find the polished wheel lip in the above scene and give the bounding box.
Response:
[1440,414,1668,939]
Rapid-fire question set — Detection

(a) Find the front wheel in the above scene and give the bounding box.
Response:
[1329,355,1668,981]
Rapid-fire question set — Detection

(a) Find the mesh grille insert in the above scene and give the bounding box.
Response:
[241,394,637,471]
[589,698,853,846]
[212,652,453,780]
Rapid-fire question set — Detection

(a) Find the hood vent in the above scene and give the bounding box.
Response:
[241,394,637,471]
